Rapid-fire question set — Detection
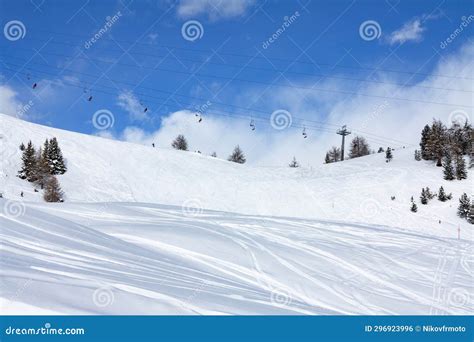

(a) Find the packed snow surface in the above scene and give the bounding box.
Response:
[0,114,472,314]
[1,201,472,315]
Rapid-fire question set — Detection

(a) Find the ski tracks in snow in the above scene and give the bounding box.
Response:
[1,201,472,315]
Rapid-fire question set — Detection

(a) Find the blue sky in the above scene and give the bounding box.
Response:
[0,0,472,165]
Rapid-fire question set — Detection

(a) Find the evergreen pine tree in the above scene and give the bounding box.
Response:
[18,141,37,182]
[454,154,467,180]
[420,188,428,204]
[228,145,246,164]
[410,196,418,212]
[377,147,384,153]
[19,142,25,151]
[47,138,67,175]
[461,121,473,155]
[469,127,474,169]
[171,134,188,151]
[43,176,64,202]
[438,186,448,202]
[385,147,393,162]
[457,193,470,219]
[420,124,431,160]
[468,203,474,224]
[427,120,447,166]
[425,187,435,200]
[289,156,299,168]
[443,152,455,180]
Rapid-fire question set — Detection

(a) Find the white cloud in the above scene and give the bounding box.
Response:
[387,18,425,45]
[117,90,149,122]
[177,0,255,20]
[0,84,27,118]
[387,12,441,45]
[104,42,473,167]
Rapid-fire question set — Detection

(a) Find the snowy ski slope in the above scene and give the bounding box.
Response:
[0,114,472,314]
[1,201,472,315]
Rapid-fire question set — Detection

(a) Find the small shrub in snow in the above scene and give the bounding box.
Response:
[171,135,188,151]
[437,186,451,202]
[410,197,418,213]
[420,188,429,205]
[289,156,299,168]
[228,145,246,164]
[385,147,393,162]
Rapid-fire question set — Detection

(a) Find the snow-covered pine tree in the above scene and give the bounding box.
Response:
[349,136,370,159]
[420,188,428,204]
[47,138,67,175]
[461,121,473,155]
[469,203,474,224]
[43,175,64,202]
[443,152,455,180]
[289,156,299,168]
[18,141,37,182]
[427,120,447,166]
[449,120,473,155]
[410,196,418,212]
[438,186,448,201]
[228,145,246,164]
[457,193,471,219]
[420,124,431,160]
[425,187,435,200]
[385,147,393,162]
[469,127,474,169]
[454,154,467,180]
[377,147,384,153]
[414,150,421,161]
[171,134,188,151]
